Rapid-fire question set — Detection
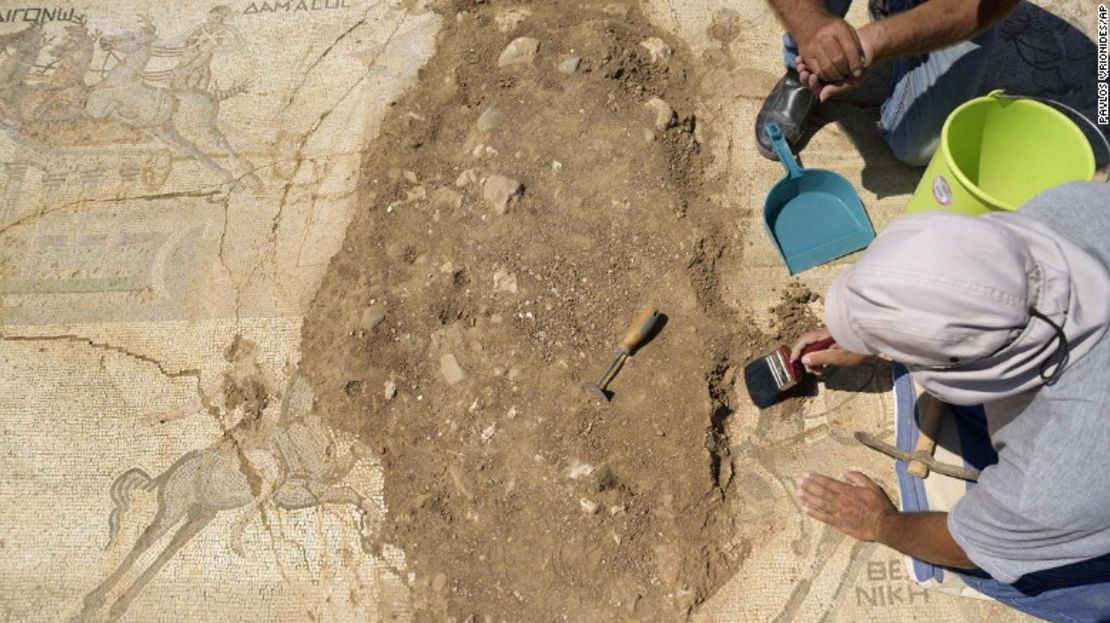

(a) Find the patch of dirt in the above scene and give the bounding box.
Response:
[298,1,804,620]
[766,281,821,346]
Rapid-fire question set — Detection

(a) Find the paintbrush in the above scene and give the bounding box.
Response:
[743,337,835,408]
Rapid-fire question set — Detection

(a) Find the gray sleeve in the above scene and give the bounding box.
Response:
[948,473,1053,584]
[948,398,1110,583]
[949,478,1110,584]
[1019,181,1110,262]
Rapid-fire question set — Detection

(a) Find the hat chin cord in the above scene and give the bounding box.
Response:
[1028,307,1070,385]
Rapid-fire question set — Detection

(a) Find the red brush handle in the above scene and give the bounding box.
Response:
[792,337,836,378]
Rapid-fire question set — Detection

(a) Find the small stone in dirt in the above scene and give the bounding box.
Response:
[383,379,397,399]
[558,56,582,74]
[497,37,540,68]
[455,168,480,187]
[483,174,524,215]
[493,268,519,294]
[644,97,677,131]
[431,187,462,211]
[494,7,531,32]
[481,423,497,443]
[579,498,600,514]
[602,3,629,16]
[440,354,467,385]
[566,460,595,480]
[471,143,499,159]
[476,107,506,134]
[360,304,385,330]
[639,37,673,64]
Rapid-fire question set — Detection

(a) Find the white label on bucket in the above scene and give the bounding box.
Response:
[932,174,953,206]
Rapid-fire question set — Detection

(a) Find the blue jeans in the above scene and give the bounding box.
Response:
[781,0,998,165]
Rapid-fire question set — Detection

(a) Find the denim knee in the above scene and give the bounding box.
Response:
[882,129,938,167]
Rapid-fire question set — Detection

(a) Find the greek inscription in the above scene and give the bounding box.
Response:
[242,0,351,16]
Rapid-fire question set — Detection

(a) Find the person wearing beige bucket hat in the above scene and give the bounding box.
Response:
[790,181,1110,621]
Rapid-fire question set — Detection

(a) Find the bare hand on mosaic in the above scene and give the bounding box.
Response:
[797,470,897,541]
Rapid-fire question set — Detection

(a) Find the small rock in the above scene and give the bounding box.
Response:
[602,3,629,16]
[557,56,582,74]
[494,7,531,32]
[493,268,519,294]
[383,379,397,399]
[481,423,497,443]
[360,304,385,330]
[470,143,498,159]
[644,97,676,130]
[498,37,540,68]
[642,128,656,143]
[455,168,480,187]
[579,498,600,514]
[440,354,467,385]
[431,187,462,210]
[639,37,673,64]
[476,107,506,134]
[551,160,563,173]
[506,406,518,419]
[483,174,524,215]
[567,460,595,480]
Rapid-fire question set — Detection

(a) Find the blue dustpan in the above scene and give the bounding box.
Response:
[762,121,875,274]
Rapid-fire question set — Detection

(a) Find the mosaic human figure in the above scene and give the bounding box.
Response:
[17,21,95,122]
[0,24,46,119]
[169,5,244,92]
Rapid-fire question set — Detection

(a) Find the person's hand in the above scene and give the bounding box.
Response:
[797,470,897,542]
[796,17,865,83]
[796,22,878,102]
[789,328,870,374]
[797,57,862,102]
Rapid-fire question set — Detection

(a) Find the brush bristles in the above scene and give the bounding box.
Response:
[743,347,800,408]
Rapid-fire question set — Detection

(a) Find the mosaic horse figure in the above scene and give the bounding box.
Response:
[83,15,260,190]
[75,372,378,621]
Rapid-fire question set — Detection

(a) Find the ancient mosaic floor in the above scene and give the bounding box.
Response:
[0,0,1099,620]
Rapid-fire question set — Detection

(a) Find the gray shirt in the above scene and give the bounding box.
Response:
[948,182,1110,584]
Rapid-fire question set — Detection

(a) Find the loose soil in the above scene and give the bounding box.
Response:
[299,1,821,620]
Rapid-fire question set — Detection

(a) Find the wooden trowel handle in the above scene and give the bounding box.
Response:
[620,307,661,354]
[907,394,944,479]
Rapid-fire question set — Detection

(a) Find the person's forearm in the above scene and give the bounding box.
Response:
[767,0,834,43]
[877,511,976,569]
[865,0,1019,61]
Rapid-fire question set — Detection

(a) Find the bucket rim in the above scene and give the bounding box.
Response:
[938,91,1096,212]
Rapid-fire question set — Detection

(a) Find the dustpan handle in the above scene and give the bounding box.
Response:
[764,121,805,179]
[992,91,1110,183]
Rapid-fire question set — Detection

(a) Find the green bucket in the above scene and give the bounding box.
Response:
[908,90,1106,215]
